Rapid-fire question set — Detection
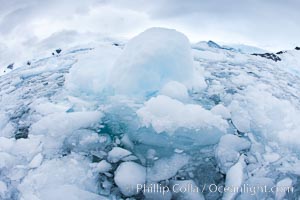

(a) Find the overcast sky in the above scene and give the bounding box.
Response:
[0,0,299,66]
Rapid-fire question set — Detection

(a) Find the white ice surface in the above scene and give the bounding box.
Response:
[18,154,105,200]
[114,161,146,196]
[65,44,121,97]
[109,27,206,96]
[222,156,246,200]
[148,154,190,182]
[137,95,228,145]
[107,147,132,163]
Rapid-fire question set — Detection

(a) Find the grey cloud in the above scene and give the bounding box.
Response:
[0,0,299,53]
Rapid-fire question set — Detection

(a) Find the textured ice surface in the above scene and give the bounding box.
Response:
[223,156,246,200]
[1,28,300,199]
[107,147,132,163]
[65,44,121,97]
[159,81,189,102]
[215,134,251,173]
[148,154,190,182]
[18,154,107,200]
[114,162,146,196]
[109,28,206,96]
[137,95,228,146]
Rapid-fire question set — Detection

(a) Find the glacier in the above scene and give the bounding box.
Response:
[1,27,300,199]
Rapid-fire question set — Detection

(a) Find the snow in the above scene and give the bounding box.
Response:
[222,43,268,54]
[109,27,205,96]
[114,161,146,196]
[107,147,132,163]
[277,50,300,75]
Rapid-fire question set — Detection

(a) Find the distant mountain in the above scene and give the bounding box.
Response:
[193,40,268,54]
[222,43,268,54]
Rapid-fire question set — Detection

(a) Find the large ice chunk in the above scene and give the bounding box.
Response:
[137,95,228,145]
[65,45,121,96]
[30,111,102,137]
[222,156,246,200]
[18,154,105,200]
[230,86,300,148]
[30,111,102,154]
[0,135,42,162]
[109,27,205,96]
[215,134,250,173]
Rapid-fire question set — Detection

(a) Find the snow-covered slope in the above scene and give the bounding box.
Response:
[1,28,300,200]
[193,40,269,54]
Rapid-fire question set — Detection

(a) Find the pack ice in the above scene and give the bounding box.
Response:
[1,27,300,200]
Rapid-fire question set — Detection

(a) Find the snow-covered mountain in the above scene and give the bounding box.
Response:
[192,41,269,54]
[1,28,300,200]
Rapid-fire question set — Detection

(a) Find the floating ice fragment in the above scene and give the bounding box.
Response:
[114,161,146,196]
[222,156,246,200]
[107,147,132,163]
[148,154,190,182]
[215,134,250,173]
[28,153,43,169]
[275,177,293,200]
[137,95,228,143]
[211,104,231,119]
[0,181,8,199]
[95,160,112,173]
